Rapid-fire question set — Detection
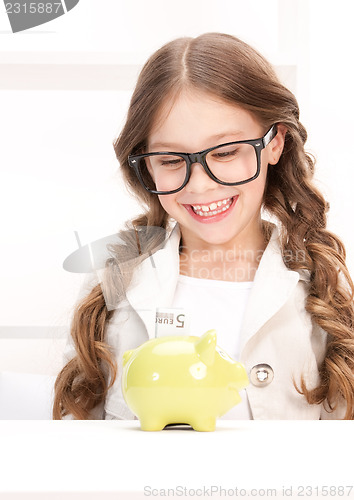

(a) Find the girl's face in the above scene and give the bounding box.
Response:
[147,89,285,251]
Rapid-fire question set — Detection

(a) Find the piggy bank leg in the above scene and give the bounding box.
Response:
[139,417,167,432]
[190,416,216,432]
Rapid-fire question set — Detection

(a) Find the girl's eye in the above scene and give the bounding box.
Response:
[157,157,184,168]
[215,149,237,158]
[161,159,183,166]
[213,148,238,159]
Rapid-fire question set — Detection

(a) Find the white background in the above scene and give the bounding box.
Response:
[0,0,353,370]
[0,0,354,496]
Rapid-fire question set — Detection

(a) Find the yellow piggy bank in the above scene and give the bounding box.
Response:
[121,329,249,431]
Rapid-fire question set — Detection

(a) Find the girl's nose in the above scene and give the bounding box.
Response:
[185,162,218,193]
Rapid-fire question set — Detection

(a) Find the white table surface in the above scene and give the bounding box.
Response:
[0,420,353,499]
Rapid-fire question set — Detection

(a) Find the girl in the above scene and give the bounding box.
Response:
[53,32,354,420]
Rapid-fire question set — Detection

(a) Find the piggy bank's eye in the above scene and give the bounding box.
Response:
[216,347,232,361]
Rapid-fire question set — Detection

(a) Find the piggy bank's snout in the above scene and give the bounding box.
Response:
[232,364,249,391]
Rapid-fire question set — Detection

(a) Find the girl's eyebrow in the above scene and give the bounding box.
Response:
[149,131,244,151]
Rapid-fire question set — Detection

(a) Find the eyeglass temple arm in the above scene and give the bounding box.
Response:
[262,124,278,148]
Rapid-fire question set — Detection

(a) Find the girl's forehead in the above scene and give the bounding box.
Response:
[152,89,248,126]
[148,90,261,150]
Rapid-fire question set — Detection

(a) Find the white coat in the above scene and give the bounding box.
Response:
[64,221,346,420]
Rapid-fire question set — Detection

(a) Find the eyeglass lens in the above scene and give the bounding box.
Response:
[139,143,257,193]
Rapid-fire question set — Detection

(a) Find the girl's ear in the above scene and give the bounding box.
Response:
[268,123,287,165]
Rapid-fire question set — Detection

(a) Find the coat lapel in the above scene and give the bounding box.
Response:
[238,224,304,356]
[125,223,181,340]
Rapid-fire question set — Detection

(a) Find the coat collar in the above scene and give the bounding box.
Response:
[125,221,310,348]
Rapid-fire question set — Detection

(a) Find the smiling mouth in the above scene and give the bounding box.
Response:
[189,196,234,217]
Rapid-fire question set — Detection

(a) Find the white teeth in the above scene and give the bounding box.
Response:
[191,197,232,212]
[192,197,234,217]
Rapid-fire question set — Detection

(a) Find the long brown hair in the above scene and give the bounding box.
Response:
[53,32,354,419]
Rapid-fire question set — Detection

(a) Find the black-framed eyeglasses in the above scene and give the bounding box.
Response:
[128,124,278,195]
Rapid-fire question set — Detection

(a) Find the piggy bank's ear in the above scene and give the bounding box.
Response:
[195,329,217,366]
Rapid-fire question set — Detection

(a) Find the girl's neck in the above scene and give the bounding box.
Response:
[178,220,273,282]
